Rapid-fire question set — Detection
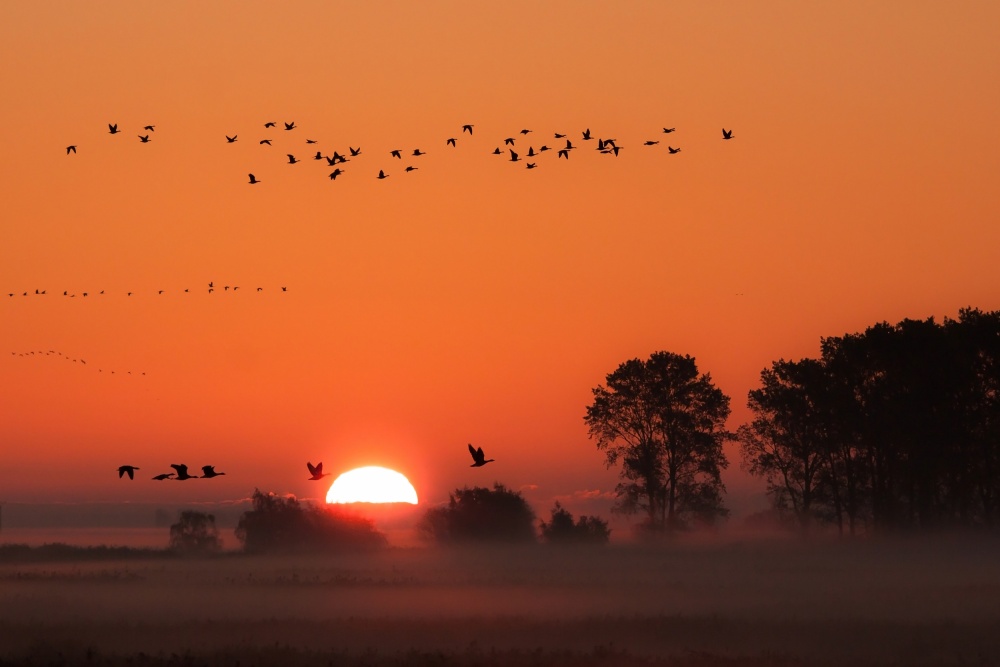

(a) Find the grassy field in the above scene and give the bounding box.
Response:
[1,537,998,666]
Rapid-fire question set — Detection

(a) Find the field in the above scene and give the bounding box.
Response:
[1,537,999,666]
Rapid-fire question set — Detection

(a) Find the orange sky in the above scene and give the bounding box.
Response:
[2,2,999,523]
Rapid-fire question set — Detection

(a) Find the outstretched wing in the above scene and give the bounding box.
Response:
[201,465,214,476]
[170,463,188,476]
[468,444,483,464]
[307,461,322,476]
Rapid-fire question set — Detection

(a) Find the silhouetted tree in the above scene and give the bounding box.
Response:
[169,510,221,554]
[585,351,732,532]
[420,484,536,543]
[235,489,386,553]
[539,502,611,544]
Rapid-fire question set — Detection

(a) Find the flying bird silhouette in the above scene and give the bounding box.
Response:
[377,169,389,179]
[284,122,296,130]
[201,465,225,478]
[663,127,676,133]
[509,150,520,162]
[644,140,659,146]
[264,121,276,128]
[405,165,418,172]
[143,125,155,132]
[412,149,425,156]
[287,154,299,164]
[668,146,681,154]
[307,461,331,481]
[306,139,318,144]
[226,135,237,143]
[152,473,174,481]
[462,124,474,134]
[118,465,139,480]
[108,124,120,134]
[582,128,592,140]
[526,163,537,169]
[390,149,402,159]
[171,464,197,480]
[329,168,343,180]
[138,134,150,143]
[66,145,77,154]
[260,139,272,145]
[468,444,495,467]
[446,138,457,147]
[349,146,362,157]
[722,128,734,140]
[248,173,260,184]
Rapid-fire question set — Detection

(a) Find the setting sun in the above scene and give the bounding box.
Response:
[326,466,418,505]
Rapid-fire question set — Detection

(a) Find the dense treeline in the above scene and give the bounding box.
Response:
[739,308,1000,534]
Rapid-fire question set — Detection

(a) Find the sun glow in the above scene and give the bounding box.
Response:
[326,466,418,504]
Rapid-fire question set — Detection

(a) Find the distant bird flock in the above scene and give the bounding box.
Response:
[5,283,289,299]
[63,120,735,185]
[11,350,146,377]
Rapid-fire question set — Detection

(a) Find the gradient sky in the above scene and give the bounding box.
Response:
[2,2,999,522]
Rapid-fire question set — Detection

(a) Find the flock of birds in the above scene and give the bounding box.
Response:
[5,283,288,299]
[114,447,495,485]
[11,350,146,377]
[64,120,735,185]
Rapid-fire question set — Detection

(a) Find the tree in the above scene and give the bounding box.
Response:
[420,484,537,543]
[539,502,611,544]
[585,351,732,532]
[235,489,386,553]
[169,510,221,554]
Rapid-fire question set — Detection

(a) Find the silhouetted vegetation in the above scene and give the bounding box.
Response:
[0,543,170,563]
[234,489,386,553]
[539,502,611,545]
[420,484,537,543]
[168,510,222,555]
[585,351,732,532]
[740,308,1000,534]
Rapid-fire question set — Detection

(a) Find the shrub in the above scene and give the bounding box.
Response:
[420,483,537,543]
[540,502,611,544]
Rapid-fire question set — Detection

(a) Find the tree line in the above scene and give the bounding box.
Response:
[586,308,1000,535]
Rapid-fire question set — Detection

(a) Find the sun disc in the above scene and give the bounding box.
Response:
[326,466,418,504]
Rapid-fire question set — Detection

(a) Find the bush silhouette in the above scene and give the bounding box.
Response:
[235,489,386,553]
[540,502,611,544]
[420,483,537,543]
[169,510,222,554]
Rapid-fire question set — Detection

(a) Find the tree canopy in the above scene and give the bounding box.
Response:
[235,489,386,553]
[739,308,1000,533]
[420,484,537,543]
[169,510,222,554]
[539,502,611,545]
[585,351,732,532]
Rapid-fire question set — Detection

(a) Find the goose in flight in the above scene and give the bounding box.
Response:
[668,146,681,154]
[248,173,260,184]
[118,465,140,480]
[260,139,272,145]
[663,127,676,133]
[284,122,296,130]
[504,137,515,146]
[492,147,502,155]
[264,121,276,128]
[722,128,734,140]
[582,128,592,140]
[226,135,237,143]
[390,149,402,159]
[509,150,520,162]
[468,444,495,467]
[644,140,659,146]
[349,146,362,157]
[108,123,120,134]
[66,145,77,154]
[519,129,532,135]
[405,165,418,172]
[201,465,225,478]
[171,464,197,480]
[314,151,324,160]
[139,134,150,143]
[307,461,331,481]
[526,163,537,169]
[554,133,566,139]
[446,137,457,147]
[377,169,388,179]
[462,124,474,134]
[558,149,569,159]
[306,139,318,144]
[412,148,425,156]
[287,154,300,164]
[329,168,343,180]
[152,473,174,481]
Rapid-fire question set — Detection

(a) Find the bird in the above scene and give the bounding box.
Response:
[329,168,343,180]
[287,154,299,164]
[171,464,197,480]
[509,150,520,162]
[226,135,237,143]
[412,149,425,156]
[248,173,260,184]
[390,149,402,159]
[462,124,474,134]
[108,123,120,134]
[492,147,502,155]
[723,128,734,140]
[520,129,532,135]
[644,140,659,146]
[118,465,140,480]
[307,461,331,480]
[526,163,537,169]
[152,473,174,481]
[554,133,566,139]
[527,147,536,157]
[663,127,676,133]
[405,165,418,172]
[504,137,515,145]
[306,139,318,144]
[538,145,551,152]
[565,140,574,150]
[139,134,150,143]
[377,169,388,179]
[264,121,276,128]
[260,139,272,145]
[468,444,494,467]
[582,128,592,140]
[66,145,77,154]
[201,465,225,478]
[446,137,457,147]
[284,122,296,130]
[314,151,324,160]
[281,286,287,291]
[349,146,362,157]
[558,149,569,159]
[668,146,681,154]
